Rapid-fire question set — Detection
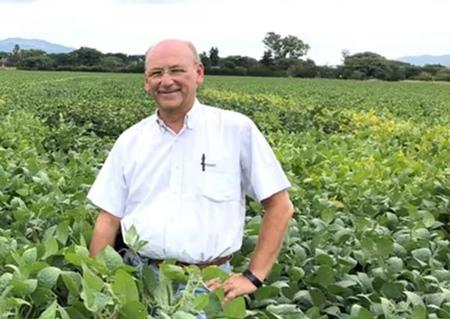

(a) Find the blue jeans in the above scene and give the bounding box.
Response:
[122,250,232,318]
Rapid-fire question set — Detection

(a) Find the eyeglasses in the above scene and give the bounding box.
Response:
[146,64,198,79]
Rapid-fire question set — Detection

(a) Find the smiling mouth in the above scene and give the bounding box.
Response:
[158,88,181,94]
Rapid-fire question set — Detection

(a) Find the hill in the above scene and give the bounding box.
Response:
[0,38,74,53]
[398,54,450,67]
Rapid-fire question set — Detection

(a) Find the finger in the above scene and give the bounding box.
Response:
[223,290,237,304]
[206,282,222,291]
[206,278,222,289]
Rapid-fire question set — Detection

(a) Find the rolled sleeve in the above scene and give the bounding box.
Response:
[87,139,127,218]
[240,119,291,202]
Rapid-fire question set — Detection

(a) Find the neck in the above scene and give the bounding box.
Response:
[158,105,193,134]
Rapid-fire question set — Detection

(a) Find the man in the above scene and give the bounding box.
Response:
[88,39,294,303]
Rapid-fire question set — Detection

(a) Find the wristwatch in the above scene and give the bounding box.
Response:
[242,269,263,288]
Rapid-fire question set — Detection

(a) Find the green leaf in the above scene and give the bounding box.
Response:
[266,304,299,315]
[321,207,335,224]
[118,301,148,319]
[11,278,38,296]
[38,300,57,319]
[386,257,403,273]
[254,286,280,301]
[374,235,394,257]
[153,278,173,309]
[311,265,334,287]
[405,291,424,307]
[194,294,209,311]
[411,305,427,319]
[309,288,326,307]
[412,248,431,262]
[288,267,305,282]
[223,296,246,318]
[160,263,188,283]
[422,212,435,228]
[31,287,55,304]
[81,265,104,292]
[97,246,123,272]
[22,247,37,264]
[57,304,71,319]
[55,222,69,245]
[112,269,139,305]
[380,297,396,319]
[350,304,374,319]
[43,237,59,259]
[172,311,197,319]
[202,265,229,282]
[315,253,334,266]
[142,266,159,294]
[37,267,61,289]
[381,281,403,299]
[204,291,224,318]
[61,271,82,297]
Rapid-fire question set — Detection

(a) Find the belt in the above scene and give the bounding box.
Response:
[148,255,232,269]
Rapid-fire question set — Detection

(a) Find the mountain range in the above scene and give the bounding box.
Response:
[398,55,450,67]
[0,38,74,54]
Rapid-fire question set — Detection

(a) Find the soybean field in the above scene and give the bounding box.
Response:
[0,70,449,318]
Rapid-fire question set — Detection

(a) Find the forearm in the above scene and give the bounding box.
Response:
[89,211,121,256]
[249,192,294,281]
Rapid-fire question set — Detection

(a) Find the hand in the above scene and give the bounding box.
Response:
[206,273,258,304]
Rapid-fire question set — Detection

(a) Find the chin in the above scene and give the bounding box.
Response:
[158,101,182,111]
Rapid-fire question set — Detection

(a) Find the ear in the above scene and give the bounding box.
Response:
[196,63,205,86]
[144,75,150,92]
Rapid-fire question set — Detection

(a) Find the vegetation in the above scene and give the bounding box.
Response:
[0,71,449,318]
[1,33,449,81]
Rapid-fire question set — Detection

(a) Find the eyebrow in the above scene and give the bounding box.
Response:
[148,64,187,71]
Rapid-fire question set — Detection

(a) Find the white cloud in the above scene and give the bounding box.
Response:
[0,0,449,64]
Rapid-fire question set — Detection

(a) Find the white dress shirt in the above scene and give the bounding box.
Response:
[88,100,290,263]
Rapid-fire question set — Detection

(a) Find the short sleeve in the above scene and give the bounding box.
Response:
[87,138,127,218]
[240,119,291,202]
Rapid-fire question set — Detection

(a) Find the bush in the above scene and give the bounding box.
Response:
[434,69,450,81]
[411,71,433,81]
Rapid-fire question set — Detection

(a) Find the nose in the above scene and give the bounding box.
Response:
[160,72,174,86]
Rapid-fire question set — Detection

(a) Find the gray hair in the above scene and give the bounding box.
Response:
[145,40,201,75]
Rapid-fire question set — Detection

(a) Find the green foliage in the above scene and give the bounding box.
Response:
[1,71,450,318]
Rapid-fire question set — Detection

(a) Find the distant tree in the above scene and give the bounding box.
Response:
[71,47,102,66]
[209,47,219,66]
[21,49,47,59]
[199,51,211,68]
[263,32,282,59]
[342,52,391,80]
[289,59,319,78]
[434,68,450,81]
[260,50,274,66]
[318,65,339,79]
[100,56,125,71]
[18,55,54,70]
[50,53,74,66]
[220,55,258,69]
[411,71,433,81]
[341,49,350,62]
[421,64,446,76]
[8,44,22,65]
[263,32,309,60]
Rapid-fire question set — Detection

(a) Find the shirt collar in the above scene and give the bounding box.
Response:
[155,99,202,132]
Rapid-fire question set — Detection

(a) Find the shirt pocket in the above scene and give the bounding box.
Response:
[196,165,241,202]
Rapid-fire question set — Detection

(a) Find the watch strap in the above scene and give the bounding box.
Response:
[242,269,263,288]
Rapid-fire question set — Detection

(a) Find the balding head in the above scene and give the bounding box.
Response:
[145,39,201,75]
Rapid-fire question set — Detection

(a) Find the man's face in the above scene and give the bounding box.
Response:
[144,41,204,114]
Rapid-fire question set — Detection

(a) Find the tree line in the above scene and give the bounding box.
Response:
[1,32,449,82]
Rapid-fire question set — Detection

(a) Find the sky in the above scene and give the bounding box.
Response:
[0,0,449,65]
